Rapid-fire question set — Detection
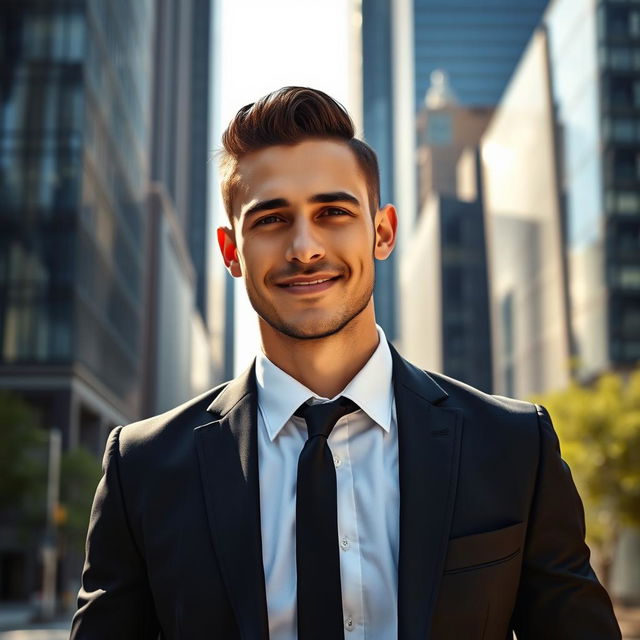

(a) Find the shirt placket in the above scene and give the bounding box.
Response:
[330,416,365,638]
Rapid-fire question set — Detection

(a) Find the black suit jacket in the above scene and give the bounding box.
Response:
[71,345,621,639]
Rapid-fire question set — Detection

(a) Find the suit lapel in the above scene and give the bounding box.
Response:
[390,345,463,640]
[194,363,269,640]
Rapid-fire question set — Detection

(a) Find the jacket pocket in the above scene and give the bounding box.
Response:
[444,521,525,574]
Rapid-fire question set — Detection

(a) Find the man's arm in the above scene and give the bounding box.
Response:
[70,426,160,639]
[511,405,621,639]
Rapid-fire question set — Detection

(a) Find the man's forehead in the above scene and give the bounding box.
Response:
[233,139,367,211]
[238,139,359,178]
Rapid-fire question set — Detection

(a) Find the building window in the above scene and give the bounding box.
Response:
[601,46,640,70]
[607,190,640,214]
[622,308,640,333]
[614,265,640,288]
[611,148,640,180]
[606,6,631,37]
[603,117,640,142]
[634,80,640,107]
[631,10,640,37]
[609,77,635,108]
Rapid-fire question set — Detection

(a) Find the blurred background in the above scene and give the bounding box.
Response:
[0,0,639,637]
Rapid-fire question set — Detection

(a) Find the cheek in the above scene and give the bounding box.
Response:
[238,237,280,280]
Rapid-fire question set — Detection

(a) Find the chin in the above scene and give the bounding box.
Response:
[272,317,349,341]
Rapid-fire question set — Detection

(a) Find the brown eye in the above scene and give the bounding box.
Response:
[255,215,283,226]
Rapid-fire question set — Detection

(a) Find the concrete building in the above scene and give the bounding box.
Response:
[401,189,493,392]
[401,85,493,392]
[481,27,571,398]
[143,0,224,415]
[416,73,493,201]
[362,0,550,345]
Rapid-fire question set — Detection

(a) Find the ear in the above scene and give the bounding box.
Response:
[373,204,397,260]
[217,226,242,277]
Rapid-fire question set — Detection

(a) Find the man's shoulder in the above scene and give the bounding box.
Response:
[418,368,542,453]
[115,380,233,454]
[415,366,539,433]
[428,369,533,414]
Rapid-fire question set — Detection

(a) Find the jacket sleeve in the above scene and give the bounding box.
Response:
[511,405,621,639]
[70,426,160,639]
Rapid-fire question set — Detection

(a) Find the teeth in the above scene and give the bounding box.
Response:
[288,278,330,287]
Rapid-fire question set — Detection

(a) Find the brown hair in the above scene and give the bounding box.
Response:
[219,86,380,222]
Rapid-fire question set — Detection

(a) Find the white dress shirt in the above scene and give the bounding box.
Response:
[255,326,399,640]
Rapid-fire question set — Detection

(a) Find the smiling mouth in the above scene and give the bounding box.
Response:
[276,275,342,294]
[282,277,335,287]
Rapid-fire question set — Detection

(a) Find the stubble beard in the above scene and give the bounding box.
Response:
[245,271,376,341]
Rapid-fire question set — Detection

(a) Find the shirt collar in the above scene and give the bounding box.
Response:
[255,326,394,442]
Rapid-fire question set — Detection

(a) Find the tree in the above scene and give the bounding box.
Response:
[532,369,640,584]
[0,391,48,531]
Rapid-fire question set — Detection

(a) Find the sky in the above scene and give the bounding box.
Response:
[210,0,359,373]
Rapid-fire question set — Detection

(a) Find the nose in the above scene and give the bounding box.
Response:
[285,219,325,264]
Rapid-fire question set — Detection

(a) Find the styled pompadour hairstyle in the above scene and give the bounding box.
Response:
[219,86,380,221]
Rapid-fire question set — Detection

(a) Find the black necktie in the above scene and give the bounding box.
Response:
[295,396,359,640]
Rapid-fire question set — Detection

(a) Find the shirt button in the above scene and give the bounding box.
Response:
[333,455,341,468]
[345,616,354,631]
[340,536,350,551]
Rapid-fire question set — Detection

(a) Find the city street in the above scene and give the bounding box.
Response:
[0,621,69,640]
[0,605,71,640]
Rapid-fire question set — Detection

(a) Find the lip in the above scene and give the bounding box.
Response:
[275,274,342,295]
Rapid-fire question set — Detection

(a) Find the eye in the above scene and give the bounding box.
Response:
[255,214,284,226]
[321,207,350,217]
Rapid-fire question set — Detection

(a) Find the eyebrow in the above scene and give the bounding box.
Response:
[242,191,361,219]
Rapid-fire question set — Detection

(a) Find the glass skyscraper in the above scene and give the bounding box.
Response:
[362,0,397,339]
[547,0,640,376]
[0,0,153,600]
[413,0,549,107]
[1,0,153,432]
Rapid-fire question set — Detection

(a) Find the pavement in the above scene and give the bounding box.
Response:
[0,604,71,639]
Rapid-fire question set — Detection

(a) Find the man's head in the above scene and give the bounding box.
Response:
[219,86,380,222]
[217,87,397,342]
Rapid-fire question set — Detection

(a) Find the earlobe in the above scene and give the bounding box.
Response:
[216,226,243,277]
[374,204,398,260]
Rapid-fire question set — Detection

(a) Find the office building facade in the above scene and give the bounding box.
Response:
[0,0,153,447]
[481,27,571,398]
[482,0,640,394]
[547,0,640,376]
[143,0,222,415]
[0,0,154,600]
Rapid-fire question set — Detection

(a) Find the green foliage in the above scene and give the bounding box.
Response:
[533,369,640,552]
[60,448,102,553]
[0,390,102,552]
[0,391,48,529]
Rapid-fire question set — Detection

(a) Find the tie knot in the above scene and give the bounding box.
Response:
[295,396,359,439]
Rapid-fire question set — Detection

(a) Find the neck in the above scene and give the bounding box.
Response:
[259,302,380,398]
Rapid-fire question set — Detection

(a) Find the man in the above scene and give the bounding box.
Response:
[71,87,621,639]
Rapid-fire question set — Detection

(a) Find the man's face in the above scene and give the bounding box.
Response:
[218,139,396,340]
